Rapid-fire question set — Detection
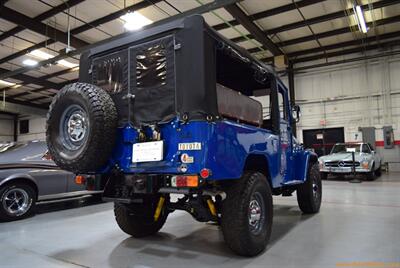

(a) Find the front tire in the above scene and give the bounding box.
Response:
[221,172,273,256]
[375,164,382,177]
[0,183,36,221]
[297,162,322,214]
[114,196,168,238]
[366,164,376,181]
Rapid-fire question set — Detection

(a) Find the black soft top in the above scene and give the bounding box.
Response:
[79,15,280,126]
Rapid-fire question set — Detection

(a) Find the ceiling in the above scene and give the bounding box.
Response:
[0,0,399,110]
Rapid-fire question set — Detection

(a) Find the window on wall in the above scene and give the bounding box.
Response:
[19,120,29,134]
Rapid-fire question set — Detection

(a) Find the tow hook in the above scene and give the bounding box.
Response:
[154,196,165,221]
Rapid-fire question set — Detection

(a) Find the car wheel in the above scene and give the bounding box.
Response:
[46,83,118,173]
[0,183,36,221]
[114,195,169,238]
[297,162,322,214]
[221,172,273,256]
[374,164,382,177]
[366,164,376,181]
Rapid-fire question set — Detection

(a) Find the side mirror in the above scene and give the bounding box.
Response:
[292,104,301,123]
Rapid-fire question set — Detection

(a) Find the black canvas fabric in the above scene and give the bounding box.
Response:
[80,15,279,127]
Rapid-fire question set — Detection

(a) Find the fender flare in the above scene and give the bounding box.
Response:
[0,173,38,197]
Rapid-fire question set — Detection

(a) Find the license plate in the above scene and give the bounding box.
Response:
[132,141,164,163]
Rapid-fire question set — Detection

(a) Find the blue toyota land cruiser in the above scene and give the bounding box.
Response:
[46,15,321,256]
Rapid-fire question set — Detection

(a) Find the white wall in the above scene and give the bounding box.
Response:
[291,53,400,169]
[17,116,46,142]
[0,115,13,142]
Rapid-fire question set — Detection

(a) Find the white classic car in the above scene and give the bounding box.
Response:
[318,143,382,180]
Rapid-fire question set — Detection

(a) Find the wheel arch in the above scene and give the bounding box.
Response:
[0,175,38,200]
[243,154,272,189]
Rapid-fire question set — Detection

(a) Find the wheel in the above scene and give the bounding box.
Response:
[375,164,382,177]
[221,172,273,256]
[0,182,36,221]
[46,83,118,173]
[297,162,322,214]
[320,172,328,180]
[114,195,168,238]
[366,164,376,181]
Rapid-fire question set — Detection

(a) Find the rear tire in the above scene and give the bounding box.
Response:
[46,83,117,173]
[297,162,322,214]
[221,172,273,256]
[0,182,36,221]
[114,196,168,238]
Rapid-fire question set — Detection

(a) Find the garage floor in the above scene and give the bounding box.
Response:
[1,173,399,268]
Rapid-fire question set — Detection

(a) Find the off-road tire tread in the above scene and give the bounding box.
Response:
[221,172,273,256]
[297,162,322,214]
[114,202,167,238]
[46,83,117,173]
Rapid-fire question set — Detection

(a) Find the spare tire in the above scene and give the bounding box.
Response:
[46,83,117,173]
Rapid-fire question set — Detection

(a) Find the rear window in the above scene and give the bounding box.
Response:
[93,50,127,94]
[136,44,167,90]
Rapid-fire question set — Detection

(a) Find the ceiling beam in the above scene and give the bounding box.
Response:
[0,40,56,65]
[275,15,400,48]
[9,76,76,99]
[213,0,324,31]
[0,67,77,95]
[224,3,283,56]
[288,30,400,58]
[230,0,399,44]
[267,0,399,35]
[0,6,89,48]
[0,0,85,43]
[70,0,163,35]
[2,98,49,111]
[290,38,400,63]
[0,0,162,72]
[0,68,59,89]
[0,0,242,81]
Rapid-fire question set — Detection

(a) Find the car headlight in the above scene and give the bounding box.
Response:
[361,160,369,169]
[319,160,324,169]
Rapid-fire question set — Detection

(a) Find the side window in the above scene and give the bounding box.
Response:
[278,90,287,121]
[362,144,371,153]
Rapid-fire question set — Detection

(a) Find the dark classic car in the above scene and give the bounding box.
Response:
[0,141,102,221]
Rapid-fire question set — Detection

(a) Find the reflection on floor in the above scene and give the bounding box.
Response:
[0,173,399,268]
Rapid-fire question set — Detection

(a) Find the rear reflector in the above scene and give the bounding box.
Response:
[75,175,85,185]
[200,168,211,179]
[171,175,199,187]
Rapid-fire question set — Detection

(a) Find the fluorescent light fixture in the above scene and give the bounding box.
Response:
[0,79,16,87]
[355,5,368,33]
[27,49,78,68]
[120,12,152,31]
[22,59,38,66]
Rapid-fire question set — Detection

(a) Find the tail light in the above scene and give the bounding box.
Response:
[171,175,199,187]
[75,175,85,185]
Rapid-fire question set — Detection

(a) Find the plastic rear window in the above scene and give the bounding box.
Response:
[136,44,167,90]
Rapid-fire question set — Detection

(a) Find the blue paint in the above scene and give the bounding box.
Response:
[99,116,316,190]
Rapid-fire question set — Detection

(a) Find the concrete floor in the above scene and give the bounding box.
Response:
[1,174,399,268]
